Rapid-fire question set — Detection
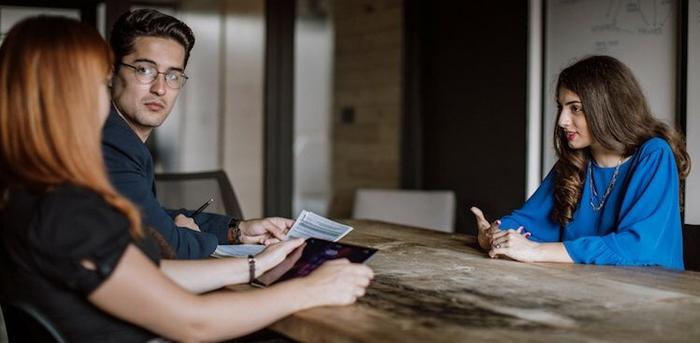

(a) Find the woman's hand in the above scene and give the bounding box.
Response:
[470,207,501,250]
[301,259,374,307]
[255,238,306,274]
[489,228,541,262]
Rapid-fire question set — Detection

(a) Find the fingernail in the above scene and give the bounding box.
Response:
[524,232,532,238]
[496,220,501,225]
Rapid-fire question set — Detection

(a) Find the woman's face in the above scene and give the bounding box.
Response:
[557,88,593,150]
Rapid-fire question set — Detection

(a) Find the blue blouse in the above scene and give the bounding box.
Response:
[500,137,684,270]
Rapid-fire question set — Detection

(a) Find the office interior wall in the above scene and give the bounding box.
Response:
[293,0,334,217]
[221,0,265,218]
[176,1,222,173]
[526,0,543,198]
[686,0,700,223]
[329,0,403,218]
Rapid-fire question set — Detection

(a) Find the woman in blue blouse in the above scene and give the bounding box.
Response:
[471,55,690,270]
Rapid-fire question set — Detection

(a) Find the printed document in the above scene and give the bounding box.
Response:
[212,210,353,258]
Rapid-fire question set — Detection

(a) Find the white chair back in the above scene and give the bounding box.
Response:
[352,189,456,233]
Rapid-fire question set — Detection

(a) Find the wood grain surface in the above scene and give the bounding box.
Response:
[266,220,700,342]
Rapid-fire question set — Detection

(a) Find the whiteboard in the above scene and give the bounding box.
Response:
[543,0,677,171]
[686,0,700,223]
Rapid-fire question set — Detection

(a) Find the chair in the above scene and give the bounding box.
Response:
[684,224,700,272]
[155,170,243,219]
[1,302,65,342]
[352,189,456,233]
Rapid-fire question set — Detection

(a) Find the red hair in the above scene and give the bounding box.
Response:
[0,16,142,238]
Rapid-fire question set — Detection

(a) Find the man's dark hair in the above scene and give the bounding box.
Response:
[110,9,195,68]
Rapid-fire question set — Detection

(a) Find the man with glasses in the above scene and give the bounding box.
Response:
[103,9,292,259]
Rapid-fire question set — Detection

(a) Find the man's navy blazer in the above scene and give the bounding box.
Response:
[102,108,232,259]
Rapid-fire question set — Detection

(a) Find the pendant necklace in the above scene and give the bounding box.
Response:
[588,157,623,211]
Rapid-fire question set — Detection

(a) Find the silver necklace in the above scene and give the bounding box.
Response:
[588,157,623,211]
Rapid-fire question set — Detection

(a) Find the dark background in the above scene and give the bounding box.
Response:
[403,1,528,234]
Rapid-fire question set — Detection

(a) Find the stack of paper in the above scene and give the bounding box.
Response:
[212,210,353,258]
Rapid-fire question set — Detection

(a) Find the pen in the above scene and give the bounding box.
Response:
[192,198,214,217]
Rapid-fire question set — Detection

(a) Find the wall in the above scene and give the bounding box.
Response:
[220,0,265,218]
[686,0,700,223]
[293,0,334,217]
[330,0,404,217]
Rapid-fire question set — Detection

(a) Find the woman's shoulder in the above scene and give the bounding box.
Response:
[31,184,130,256]
[36,184,126,234]
[637,137,673,158]
[45,183,101,198]
[40,184,107,210]
[5,184,104,214]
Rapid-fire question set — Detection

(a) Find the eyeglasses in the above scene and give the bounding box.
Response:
[119,62,189,89]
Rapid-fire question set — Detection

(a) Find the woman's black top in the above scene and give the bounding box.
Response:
[0,184,161,342]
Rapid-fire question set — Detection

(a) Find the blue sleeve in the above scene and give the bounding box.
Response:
[563,142,683,269]
[499,169,562,242]
[164,208,233,244]
[103,146,218,260]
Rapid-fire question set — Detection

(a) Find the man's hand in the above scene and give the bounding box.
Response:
[238,217,293,245]
[175,214,200,232]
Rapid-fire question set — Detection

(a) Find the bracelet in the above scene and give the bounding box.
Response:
[247,254,256,284]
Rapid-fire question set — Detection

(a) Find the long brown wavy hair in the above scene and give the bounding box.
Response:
[551,55,690,226]
[0,16,143,238]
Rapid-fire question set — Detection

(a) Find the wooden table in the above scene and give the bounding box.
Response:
[266,220,700,342]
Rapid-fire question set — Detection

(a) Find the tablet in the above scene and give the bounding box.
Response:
[251,238,377,287]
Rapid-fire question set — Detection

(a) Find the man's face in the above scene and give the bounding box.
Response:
[111,36,186,140]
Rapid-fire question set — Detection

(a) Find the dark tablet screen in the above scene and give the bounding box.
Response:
[251,238,377,287]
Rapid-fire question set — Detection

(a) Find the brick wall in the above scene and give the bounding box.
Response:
[330,0,403,217]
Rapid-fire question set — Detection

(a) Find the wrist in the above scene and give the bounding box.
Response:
[284,278,318,310]
[228,219,243,244]
[532,242,573,263]
[531,242,545,262]
[254,254,273,276]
